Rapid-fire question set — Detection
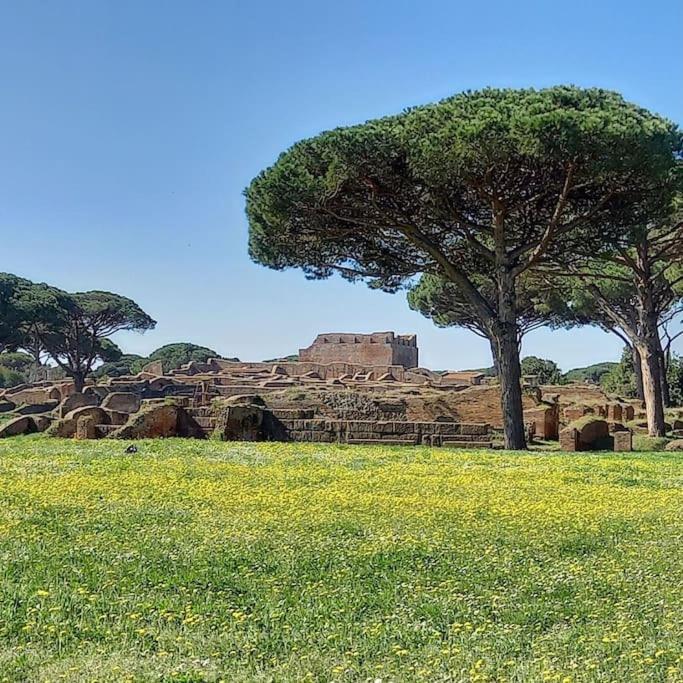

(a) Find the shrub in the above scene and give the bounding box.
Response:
[0,366,25,388]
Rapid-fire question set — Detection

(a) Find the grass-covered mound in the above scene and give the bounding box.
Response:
[0,437,682,681]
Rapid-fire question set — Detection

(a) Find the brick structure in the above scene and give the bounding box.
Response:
[526,403,560,440]
[613,430,633,452]
[299,332,418,368]
[559,427,579,451]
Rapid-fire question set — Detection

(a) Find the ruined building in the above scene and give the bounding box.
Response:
[299,332,418,368]
[0,330,643,450]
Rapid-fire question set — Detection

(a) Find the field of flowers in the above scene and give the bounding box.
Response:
[0,437,681,682]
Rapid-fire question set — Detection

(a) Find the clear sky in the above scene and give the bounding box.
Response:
[1,0,681,371]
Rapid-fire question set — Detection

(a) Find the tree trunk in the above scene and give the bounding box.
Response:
[72,372,85,394]
[489,338,500,377]
[633,244,666,437]
[656,337,671,407]
[494,327,527,449]
[631,346,644,401]
[637,340,666,437]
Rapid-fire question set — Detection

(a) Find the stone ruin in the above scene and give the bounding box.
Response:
[0,331,641,451]
[299,332,418,368]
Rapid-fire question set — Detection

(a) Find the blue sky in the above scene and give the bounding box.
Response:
[1,0,681,371]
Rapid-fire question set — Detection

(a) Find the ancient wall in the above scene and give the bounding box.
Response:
[299,332,418,368]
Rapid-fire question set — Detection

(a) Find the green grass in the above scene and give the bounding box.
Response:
[0,437,682,682]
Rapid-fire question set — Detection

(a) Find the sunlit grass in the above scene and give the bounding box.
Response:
[0,436,682,682]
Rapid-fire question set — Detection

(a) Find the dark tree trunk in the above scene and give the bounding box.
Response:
[638,341,666,436]
[72,372,86,394]
[655,337,671,407]
[634,245,666,437]
[494,327,527,449]
[492,265,527,450]
[489,337,500,377]
[632,345,644,401]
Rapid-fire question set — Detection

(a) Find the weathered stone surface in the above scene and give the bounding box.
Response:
[606,404,623,421]
[104,410,131,426]
[64,406,110,425]
[112,405,181,439]
[613,430,633,452]
[109,405,205,440]
[101,392,141,414]
[222,394,267,407]
[525,404,559,440]
[460,423,491,436]
[84,385,111,401]
[215,405,264,441]
[112,405,179,439]
[576,418,610,450]
[50,406,110,439]
[76,415,97,440]
[33,416,52,432]
[15,400,59,415]
[0,399,16,413]
[559,427,579,452]
[0,416,37,438]
[665,439,683,451]
[5,388,49,405]
[564,406,592,422]
[59,393,99,418]
[299,332,418,368]
[562,417,612,451]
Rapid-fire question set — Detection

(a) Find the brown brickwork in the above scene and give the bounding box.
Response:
[560,427,579,451]
[613,430,633,452]
[299,332,418,368]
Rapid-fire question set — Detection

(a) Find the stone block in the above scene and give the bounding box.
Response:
[560,427,579,452]
[564,406,591,422]
[76,415,97,440]
[606,404,623,421]
[0,416,36,438]
[111,405,180,439]
[105,410,130,426]
[15,400,59,415]
[613,430,632,452]
[215,405,263,441]
[0,399,16,413]
[101,392,141,414]
[59,392,99,418]
[64,406,110,425]
[460,423,490,436]
[432,422,462,436]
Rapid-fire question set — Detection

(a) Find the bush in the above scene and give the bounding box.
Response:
[147,343,223,373]
[564,362,618,383]
[600,347,638,397]
[668,355,683,406]
[0,352,34,372]
[520,356,563,384]
[633,435,671,452]
[93,354,146,379]
[0,366,25,388]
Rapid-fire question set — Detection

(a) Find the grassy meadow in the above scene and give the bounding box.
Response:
[0,437,682,682]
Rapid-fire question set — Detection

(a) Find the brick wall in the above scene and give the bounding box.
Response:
[266,410,493,447]
[299,332,418,368]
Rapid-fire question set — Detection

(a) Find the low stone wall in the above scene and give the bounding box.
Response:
[265,410,493,447]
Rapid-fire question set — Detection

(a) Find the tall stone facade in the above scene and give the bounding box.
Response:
[299,332,418,368]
